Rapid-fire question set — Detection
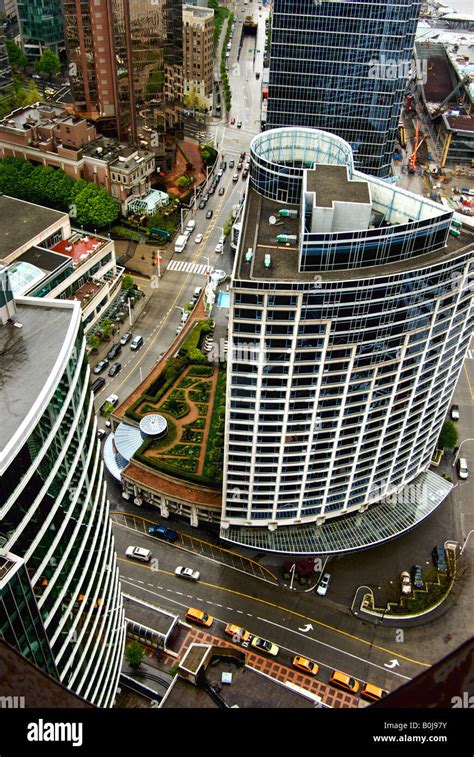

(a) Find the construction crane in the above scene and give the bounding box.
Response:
[408,121,427,174]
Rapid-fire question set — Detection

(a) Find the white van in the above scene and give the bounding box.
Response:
[185,219,196,233]
[130,335,143,350]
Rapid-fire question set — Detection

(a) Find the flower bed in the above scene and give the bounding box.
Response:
[189,389,211,403]
[165,444,200,458]
[159,399,190,419]
[197,404,208,416]
[187,365,214,377]
[156,456,198,473]
[181,428,203,443]
[178,377,198,389]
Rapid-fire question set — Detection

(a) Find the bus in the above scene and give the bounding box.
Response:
[398,122,407,149]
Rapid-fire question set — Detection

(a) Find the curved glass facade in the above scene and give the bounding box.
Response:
[0,303,125,707]
[222,128,474,552]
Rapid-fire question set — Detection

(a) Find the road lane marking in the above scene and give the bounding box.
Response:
[463,363,474,400]
[118,559,430,669]
[255,616,410,682]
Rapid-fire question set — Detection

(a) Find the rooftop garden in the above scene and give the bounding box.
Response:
[126,321,226,487]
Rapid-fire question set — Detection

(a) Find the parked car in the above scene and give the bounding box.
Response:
[97,429,107,441]
[329,670,359,694]
[185,607,212,627]
[237,120,242,128]
[148,524,178,542]
[432,545,447,572]
[108,362,121,377]
[240,151,246,160]
[400,571,412,595]
[175,566,200,581]
[251,636,279,656]
[292,656,318,675]
[232,173,239,182]
[105,394,119,407]
[120,332,132,346]
[91,377,106,393]
[230,116,236,124]
[106,342,122,360]
[411,565,424,589]
[125,546,151,563]
[237,161,243,171]
[218,235,225,245]
[457,457,469,480]
[206,209,213,219]
[208,185,215,195]
[450,404,460,421]
[224,623,252,644]
[93,359,109,375]
[176,323,184,335]
[316,572,331,596]
[198,200,206,209]
[195,233,203,244]
[360,683,388,702]
[218,187,225,196]
[215,243,223,253]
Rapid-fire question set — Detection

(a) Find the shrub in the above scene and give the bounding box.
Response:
[187,365,214,377]
[438,421,458,450]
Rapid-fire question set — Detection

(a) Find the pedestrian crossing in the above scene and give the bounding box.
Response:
[167,260,213,276]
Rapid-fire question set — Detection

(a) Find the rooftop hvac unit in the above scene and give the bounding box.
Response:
[264,254,271,269]
[278,209,298,218]
[276,234,297,243]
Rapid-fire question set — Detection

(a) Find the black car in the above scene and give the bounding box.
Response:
[93,358,109,375]
[198,200,206,209]
[91,377,106,393]
[432,546,447,572]
[203,192,210,202]
[206,209,213,219]
[218,187,225,196]
[220,161,227,170]
[108,362,122,377]
[229,159,235,168]
[240,151,246,160]
[410,565,424,589]
[107,342,122,360]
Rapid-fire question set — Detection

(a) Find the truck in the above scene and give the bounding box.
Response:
[174,234,188,253]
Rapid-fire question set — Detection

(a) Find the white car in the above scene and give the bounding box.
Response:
[251,636,279,656]
[176,323,184,335]
[175,566,200,581]
[457,457,469,480]
[215,243,223,253]
[400,571,412,595]
[125,546,152,563]
[218,235,225,245]
[194,233,203,244]
[450,405,460,421]
[316,572,331,596]
[105,394,119,407]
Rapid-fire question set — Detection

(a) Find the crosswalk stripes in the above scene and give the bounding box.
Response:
[166,260,213,276]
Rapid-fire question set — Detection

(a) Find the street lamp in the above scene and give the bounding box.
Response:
[453,438,474,466]
[197,255,210,274]
[461,530,474,556]
[289,563,296,590]
[180,207,186,234]
[127,298,133,327]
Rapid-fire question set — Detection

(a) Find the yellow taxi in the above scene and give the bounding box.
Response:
[292,656,319,676]
[329,669,360,694]
[361,683,388,702]
[224,623,252,644]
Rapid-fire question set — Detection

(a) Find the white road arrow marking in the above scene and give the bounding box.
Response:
[298,623,314,633]
[384,659,400,669]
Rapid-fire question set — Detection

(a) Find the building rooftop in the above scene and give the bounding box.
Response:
[52,232,109,267]
[445,114,474,132]
[0,196,68,261]
[0,103,68,131]
[82,135,153,169]
[306,165,370,207]
[8,246,71,296]
[237,186,472,283]
[0,300,75,464]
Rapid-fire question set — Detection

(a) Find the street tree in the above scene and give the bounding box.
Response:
[5,39,28,71]
[35,49,61,81]
[125,641,145,671]
[438,421,458,450]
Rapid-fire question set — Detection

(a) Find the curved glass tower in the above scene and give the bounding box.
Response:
[221,128,473,554]
[0,272,125,707]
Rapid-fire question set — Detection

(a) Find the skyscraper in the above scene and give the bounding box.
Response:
[221,127,473,554]
[265,0,421,177]
[62,0,183,145]
[0,28,12,92]
[17,0,64,59]
[0,267,125,706]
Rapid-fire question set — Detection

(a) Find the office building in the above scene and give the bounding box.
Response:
[0,266,125,705]
[183,4,214,109]
[62,0,184,146]
[221,127,473,553]
[17,0,64,58]
[265,0,422,177]
[0,28,12,91]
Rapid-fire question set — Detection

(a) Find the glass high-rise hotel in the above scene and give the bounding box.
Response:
[0,269,125,706]
[265,0,421,177]
[17,0,65,59]
[221,128,473,554]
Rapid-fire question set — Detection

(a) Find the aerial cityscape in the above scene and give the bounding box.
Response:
[0,0,473,746]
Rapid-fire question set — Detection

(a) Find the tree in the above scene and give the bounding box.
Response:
[188,348,207,364]
[125,641,145,671]
[5,39,28,71]
[122,274,135,291]
[438,421,458,450]
[35,49,61,81]
[87,334,100,352]
[73,182,119,228]
[183,88,208,113]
